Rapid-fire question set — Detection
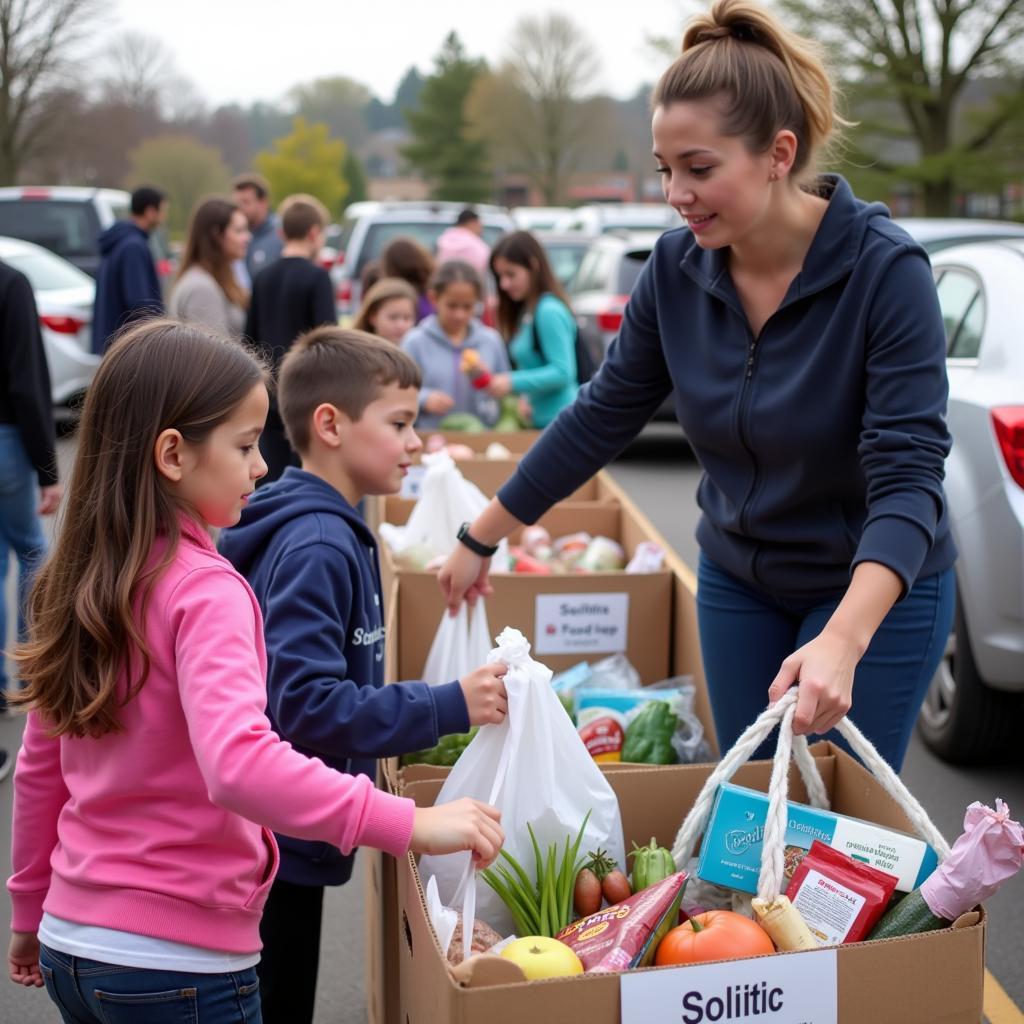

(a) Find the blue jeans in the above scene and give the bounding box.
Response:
[696,552,955,770]
[39,945,262,1024]
[0,424,47,695]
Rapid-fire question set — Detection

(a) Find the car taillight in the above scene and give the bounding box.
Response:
[20,187,50,200]
[596,295,629,333]
[336,279,352,305]
[992,406,1024,489]
[40,315,84,334]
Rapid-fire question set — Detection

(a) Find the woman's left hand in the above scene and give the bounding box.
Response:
[767,627,861,736]
[486,374,513,398]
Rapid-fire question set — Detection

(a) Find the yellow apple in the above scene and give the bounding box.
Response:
[499,936,584,980]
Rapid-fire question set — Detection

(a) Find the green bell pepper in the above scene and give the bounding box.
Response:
[621,700,678,765]
[628,836,677,892]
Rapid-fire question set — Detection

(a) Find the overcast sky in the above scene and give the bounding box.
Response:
[110,0,689,107]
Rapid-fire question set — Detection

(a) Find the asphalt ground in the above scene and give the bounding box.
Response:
[0,426,1020,1023]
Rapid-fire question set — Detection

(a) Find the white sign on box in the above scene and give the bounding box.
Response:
[534,592,629,655]
[621,948,837,1024]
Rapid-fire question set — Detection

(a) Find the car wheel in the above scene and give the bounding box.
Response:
[917,593,1021,764]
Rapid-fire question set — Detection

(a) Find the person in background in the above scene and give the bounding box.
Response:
[381,236,434,323]
[91,186,167,354]
[233,173,284,284]
[219,328,508,1024]
[5,321,503,1022]
[435,208,491,279]
[486,231,579,427]
[352,277,418,344]
[358,258,383,297]
[0,256,61,783]
[168,197,250,339]
[244,194,337,483]
[402,261,510,431]
[439,0,956,775]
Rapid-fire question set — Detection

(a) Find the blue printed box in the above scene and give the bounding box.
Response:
[696,782,939,895]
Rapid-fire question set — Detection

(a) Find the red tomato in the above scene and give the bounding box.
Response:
[654,910,775,966]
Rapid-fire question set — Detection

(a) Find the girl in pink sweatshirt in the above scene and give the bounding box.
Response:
[5,319,503,1023]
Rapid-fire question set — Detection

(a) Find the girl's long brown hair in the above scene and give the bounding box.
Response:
[177,196,249,310]
[489,230,572,341]
[9,320,267,738]
[352,277,418,334]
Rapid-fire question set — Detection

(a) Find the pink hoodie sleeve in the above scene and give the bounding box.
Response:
[171,566,415,859]
[8,712,70,932]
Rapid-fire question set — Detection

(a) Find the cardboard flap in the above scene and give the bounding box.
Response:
[448,953,526,988]
[952,909,982,930]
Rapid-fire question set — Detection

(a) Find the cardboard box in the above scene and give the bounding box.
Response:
[391,747,985,1024]
[431,429,541,454]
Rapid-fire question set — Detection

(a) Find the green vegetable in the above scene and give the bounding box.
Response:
[438,412,486,433]
[627,836,676,892]
[495,395,527,431]
[621,701,679,765]
[481,810,591,937]
[400,729,478,767]
[867,889,947,939]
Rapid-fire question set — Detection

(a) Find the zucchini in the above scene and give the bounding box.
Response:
[868,889,947,939]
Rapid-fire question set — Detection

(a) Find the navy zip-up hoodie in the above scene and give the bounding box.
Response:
[92,222,162,354]
[499,177,956,601]
[218,468,470,886]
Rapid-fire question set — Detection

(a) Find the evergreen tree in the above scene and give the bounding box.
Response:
[402,33,491,202]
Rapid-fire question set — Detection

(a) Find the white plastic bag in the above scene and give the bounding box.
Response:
[419,627,626,944]
[380,451,508,568]
[423,602,492,683]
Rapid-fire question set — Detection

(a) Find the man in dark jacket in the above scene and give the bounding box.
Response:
[0,258,61,780]
[92,186,166,353]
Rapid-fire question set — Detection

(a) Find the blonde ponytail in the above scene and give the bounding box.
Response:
[654,0,849,180]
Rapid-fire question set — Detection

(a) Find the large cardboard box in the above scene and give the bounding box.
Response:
[391,748,985,1024]
[431,429,542,454]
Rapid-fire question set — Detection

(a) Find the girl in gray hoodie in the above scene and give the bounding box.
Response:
[401,261,511,430]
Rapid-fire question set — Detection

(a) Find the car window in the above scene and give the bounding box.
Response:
[544,244,588,287]
[934,269,983,357]
[570,248,610,294]
[615,251,651,293]
[0,200,99,259]
[356,221,508,273]
[3,248,93,291]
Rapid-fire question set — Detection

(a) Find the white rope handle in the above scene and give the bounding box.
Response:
[671,690,952,902]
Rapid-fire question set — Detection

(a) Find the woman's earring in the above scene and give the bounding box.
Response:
[769,170,778,182]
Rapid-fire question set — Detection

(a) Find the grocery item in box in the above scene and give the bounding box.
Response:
[697,782,939,895]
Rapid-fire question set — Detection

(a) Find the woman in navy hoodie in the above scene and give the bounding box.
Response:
[439,0,957,771]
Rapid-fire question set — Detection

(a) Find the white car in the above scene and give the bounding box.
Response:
[915,240,1024,762]
[551,203,681,235]
[0,236,99,406]
[511,206,571,232]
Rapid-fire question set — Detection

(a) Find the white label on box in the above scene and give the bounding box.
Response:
[621,948,837,1024]
[534,593,629,654]
[829,818,922,891]
[790,867,865,945]
[399,465,426,500]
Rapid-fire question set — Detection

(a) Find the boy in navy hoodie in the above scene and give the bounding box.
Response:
[219,327,508,1024]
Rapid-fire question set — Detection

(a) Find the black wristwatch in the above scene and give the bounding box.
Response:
[456,522,499,558]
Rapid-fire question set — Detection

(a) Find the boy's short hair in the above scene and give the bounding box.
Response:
[232,172,270,200]
[278,194,329,241]
[131,186,166,216]
[279,327,423,453]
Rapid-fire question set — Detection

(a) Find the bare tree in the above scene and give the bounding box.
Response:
[101,32,176,112]
[0,0,107,183]
[471,13,604,203]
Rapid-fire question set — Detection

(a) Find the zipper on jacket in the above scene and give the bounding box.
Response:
[736,328,762,542]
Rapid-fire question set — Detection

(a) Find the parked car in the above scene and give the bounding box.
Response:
[0,236,100,406]
[332,201,515,321]
[909,240,1024,763]
[511,206,571,232]
[535,231,597,289]
[896,217,1024,255]
[552,203,681,236]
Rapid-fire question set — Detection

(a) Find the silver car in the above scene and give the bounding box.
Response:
[0,236,99,406]
[916,240,1024,762]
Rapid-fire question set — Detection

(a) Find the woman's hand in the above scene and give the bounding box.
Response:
[767,627,861,736]
[424,391,455,416]
[438,543,493,615]
[8,931,43,987]
[486,374,513,398]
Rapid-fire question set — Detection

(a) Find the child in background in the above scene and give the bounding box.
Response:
[381,236,435,323]
[487,230,579,427]
[6,320,503,1024]
[218,328,509,1024]
[401,261,511,431]
[352,277,418,344]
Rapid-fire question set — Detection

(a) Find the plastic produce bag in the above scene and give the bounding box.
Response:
[419,627,626,941]
[402,603,490,768]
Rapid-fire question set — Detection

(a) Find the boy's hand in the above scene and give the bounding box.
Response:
[459,662,509,726]
[424,391,455,416]
[8,931,43,987]
[410,799,503,869]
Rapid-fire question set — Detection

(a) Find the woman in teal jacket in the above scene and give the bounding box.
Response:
[486,232,578,427]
